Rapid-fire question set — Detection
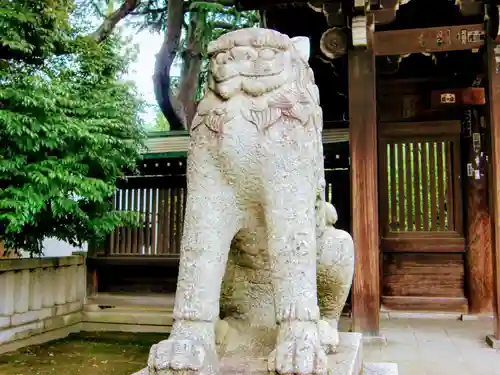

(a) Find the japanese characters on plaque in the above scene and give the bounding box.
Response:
[428,27,485,49]
[473,132,482,152]
[467,163,474,177]
[458,29,484,45]
[462,109,472,137]
[440,93,456,104]
[436,29,451,47]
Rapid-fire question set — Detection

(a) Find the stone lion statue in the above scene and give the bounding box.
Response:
[146,28,354,375]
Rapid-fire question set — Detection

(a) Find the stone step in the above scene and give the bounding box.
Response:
[86,293,175,309]
[83,308,173,326]
[84,303,172,313]
[82,301,173,333]
[363,362,399,375]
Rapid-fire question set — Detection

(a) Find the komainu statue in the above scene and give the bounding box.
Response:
[146,28,354,375]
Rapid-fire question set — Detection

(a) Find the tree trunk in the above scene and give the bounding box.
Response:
[153,0,185,130]
[91,0,143,43]
[178,11,204,127]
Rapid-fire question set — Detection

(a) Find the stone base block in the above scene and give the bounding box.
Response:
[0,323,81,355]
[460,313,494,321]
[131,332,362,375]
[363,362,398,375]
[486,334,500,349]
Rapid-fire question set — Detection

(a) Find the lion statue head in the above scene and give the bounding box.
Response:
[194,28,321,135]
[205,28,314,101]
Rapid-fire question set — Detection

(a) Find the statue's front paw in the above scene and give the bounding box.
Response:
[148,339,217,375]
[215,319,230,346]
[318,319,339,354]
[267,321,329,375]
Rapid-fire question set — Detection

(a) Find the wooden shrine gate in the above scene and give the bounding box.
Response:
[378,120,467,311]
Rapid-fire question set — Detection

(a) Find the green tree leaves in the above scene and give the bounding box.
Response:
[0,0,145,256]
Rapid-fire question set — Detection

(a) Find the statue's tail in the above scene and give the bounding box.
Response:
[324,202,338,226]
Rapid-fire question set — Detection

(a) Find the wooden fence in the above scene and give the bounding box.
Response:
[106,175,187,257]
[99,143,352,258]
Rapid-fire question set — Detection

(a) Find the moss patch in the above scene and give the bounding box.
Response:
[0,332,167,375]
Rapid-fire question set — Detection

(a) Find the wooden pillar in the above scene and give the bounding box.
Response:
[462,106,493,314]
[485,39,500,344]
[349,14,380,335]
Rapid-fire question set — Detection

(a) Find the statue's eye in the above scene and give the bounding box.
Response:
[215,52,235,64]
[216,52,226,65]
[258,48,276,60]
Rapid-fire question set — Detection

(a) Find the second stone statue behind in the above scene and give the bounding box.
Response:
[146,27,355,375]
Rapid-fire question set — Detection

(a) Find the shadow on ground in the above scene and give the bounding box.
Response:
[0,332,166,375]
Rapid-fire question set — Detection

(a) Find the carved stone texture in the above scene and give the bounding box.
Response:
[146,28,355,375]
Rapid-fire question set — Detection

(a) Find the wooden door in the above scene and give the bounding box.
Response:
[378,121,468,312]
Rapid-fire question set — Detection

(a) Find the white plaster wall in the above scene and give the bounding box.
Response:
[0,256,86,354]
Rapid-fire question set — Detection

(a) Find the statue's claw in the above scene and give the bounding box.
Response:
[148,339,218,375]
[318,319,339,354]
[215,319,230,346]
[147,322,218,375]
[267,321,333,375]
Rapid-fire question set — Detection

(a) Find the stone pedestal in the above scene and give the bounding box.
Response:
[486,334,500,349]
[132,332,363,375]
[363,363,399,375]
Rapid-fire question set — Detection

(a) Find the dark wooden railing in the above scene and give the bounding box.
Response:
[104,175,187,257]
[98,142,352,257]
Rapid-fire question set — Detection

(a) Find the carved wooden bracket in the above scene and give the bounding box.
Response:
[320,27,347,58]
[308,0,348,58]
[369,0,482,25]
[352,16,369,47]
[371,0,399,25]
[487,4,500,41]
[457,0,483,17]
[354,0,368,12]
[306,0,323,13]
[307,1,345,27]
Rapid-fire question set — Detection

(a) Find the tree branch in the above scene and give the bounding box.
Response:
[211,21,236,29]
[153,0,185,131]
[130,7,167,15]
[185,0,236,7]
[178,11,204,127]
[89,0,105,18]
[90,0,143,43]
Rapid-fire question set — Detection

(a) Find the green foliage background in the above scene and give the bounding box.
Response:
[0,0,146,256]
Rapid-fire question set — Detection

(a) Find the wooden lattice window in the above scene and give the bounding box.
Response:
[385,141,456,232]
[379,121,464,247]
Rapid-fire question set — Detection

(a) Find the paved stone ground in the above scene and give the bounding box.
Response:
[363,318,500,375]
[0,318,498,374]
